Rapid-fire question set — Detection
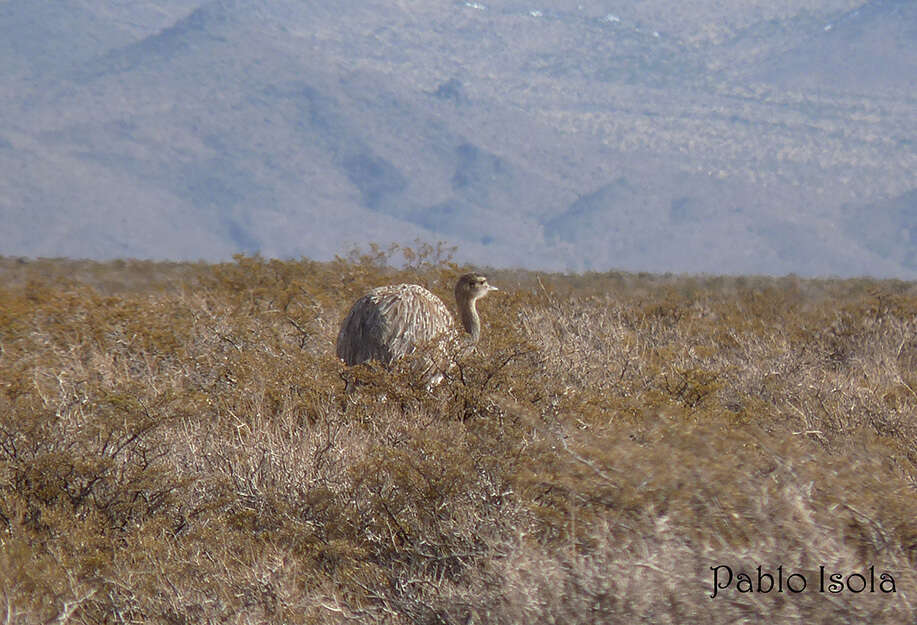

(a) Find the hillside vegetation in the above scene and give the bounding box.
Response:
[1,250,916,624]
[2,1,915,276]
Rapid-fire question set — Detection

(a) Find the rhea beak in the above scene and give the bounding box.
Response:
[488,285,499,292]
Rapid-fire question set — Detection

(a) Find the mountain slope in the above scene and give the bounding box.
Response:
[751,0,917,94]
[0,0,914,276]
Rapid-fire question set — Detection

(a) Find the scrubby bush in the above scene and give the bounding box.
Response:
[0,253,915,623]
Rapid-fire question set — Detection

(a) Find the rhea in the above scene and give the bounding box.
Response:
[336,273,498,371]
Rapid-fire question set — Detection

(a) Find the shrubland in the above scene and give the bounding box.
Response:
[0,248,915,624]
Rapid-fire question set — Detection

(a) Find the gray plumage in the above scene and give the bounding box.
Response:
[336,273,498,368]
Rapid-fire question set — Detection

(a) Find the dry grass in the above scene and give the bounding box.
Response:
[1,249,916,624]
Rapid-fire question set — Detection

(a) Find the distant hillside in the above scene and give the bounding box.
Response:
[0,0,914,277]
[752,0,917,94]
[843,189,917,271]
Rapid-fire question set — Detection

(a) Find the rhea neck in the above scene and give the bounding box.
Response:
[455,291,483,342]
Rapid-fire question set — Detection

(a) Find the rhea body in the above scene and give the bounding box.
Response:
[336,273,498,367]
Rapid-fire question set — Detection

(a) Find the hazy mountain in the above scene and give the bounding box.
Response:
[843,189,917,271]
[752,0,917,94]
[0,0,914,277]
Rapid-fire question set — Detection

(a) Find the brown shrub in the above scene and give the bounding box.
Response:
[0,252,915,624]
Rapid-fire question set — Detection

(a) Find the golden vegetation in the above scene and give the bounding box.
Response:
[1,249,916,624]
